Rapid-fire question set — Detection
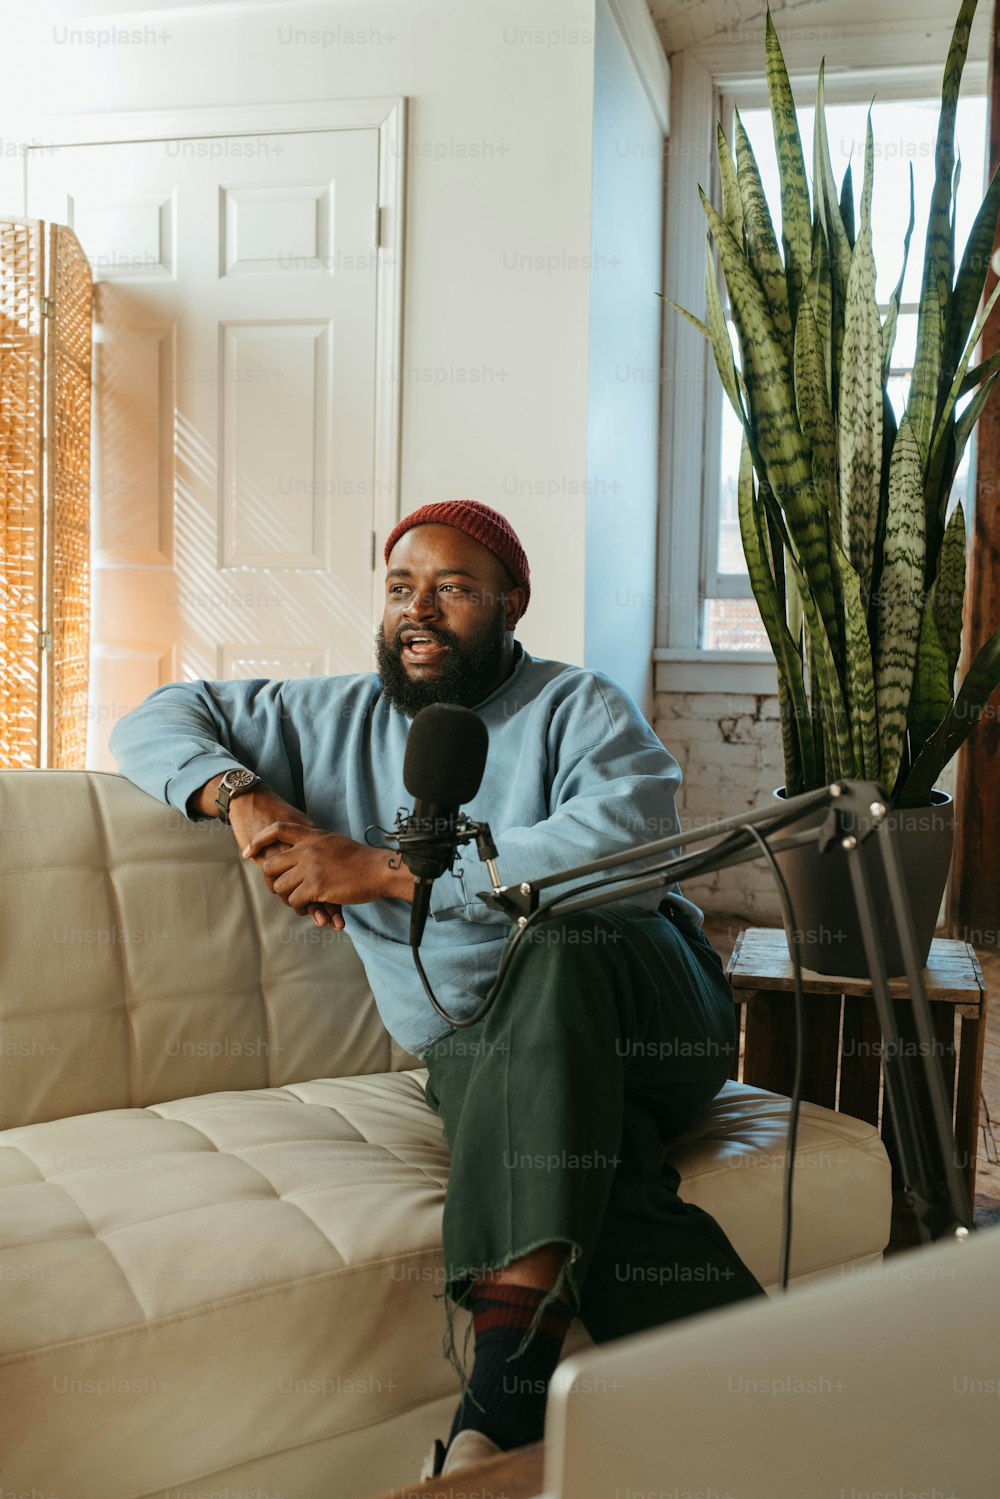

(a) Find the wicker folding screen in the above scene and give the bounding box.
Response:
[0,217,93,767]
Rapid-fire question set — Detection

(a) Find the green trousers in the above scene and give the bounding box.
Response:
[423,901,767,1384]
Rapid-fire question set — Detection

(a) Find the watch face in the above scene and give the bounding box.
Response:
[227,770,256,791]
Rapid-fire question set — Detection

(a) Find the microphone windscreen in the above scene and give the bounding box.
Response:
[403,704,489,806]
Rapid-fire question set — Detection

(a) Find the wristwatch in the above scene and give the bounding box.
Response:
[215,768,262,825]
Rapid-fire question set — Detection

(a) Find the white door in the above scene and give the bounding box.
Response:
[27,128,382,768]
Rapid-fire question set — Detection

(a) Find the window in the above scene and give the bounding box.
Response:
[703,94,988,652]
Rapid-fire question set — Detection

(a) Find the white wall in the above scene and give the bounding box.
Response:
[0,0,599,667]
[585,0,665,715]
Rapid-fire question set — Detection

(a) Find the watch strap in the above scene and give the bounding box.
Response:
[215,770,262,824]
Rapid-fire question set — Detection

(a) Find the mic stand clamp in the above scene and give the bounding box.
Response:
[385,810,502,892]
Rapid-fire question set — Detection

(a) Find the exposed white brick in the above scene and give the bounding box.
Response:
[656,684,788,923]
[655,715,727,743]
[683,741,760,770]
[682,692,758,718]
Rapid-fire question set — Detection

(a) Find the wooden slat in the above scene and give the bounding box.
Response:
[839,995,883,1123]
[957,1006,989,1200]
[880,1000,959,1193]
[729,1000,744,1081]
[45,223,93,770]
[0,216,45,768]
[742,991,798,1097]
[728,928,984,1011]
[798,993,842,1109]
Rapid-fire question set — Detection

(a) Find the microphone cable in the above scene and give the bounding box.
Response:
[408,811,810,1291]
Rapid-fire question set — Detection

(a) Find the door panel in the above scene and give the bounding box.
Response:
[27,128,381,767]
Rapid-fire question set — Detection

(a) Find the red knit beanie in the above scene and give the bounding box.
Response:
[383,500,530,619]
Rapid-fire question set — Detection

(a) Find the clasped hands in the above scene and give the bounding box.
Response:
[241,820,414,930]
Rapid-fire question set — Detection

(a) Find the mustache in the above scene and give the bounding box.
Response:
[393,625,458,649]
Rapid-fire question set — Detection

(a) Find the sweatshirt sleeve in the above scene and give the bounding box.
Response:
[107,678,302,819]
[428,674,688,924]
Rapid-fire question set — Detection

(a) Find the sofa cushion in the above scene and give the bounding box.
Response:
[0,771,420,1130]
[0,1074,890,1498]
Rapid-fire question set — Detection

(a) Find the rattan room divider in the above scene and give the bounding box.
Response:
[0,217,93,768]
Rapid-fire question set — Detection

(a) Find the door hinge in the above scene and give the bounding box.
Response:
[370,529,377,570]
[38,630,52,650]
[40,296,55,318]
[372,204,382,251]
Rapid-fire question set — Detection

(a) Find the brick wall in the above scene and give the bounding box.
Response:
[653,668,958,934]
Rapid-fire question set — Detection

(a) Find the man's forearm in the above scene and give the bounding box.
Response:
[188,773,228,820]
[187,775,276,824]
[189,774,415,904]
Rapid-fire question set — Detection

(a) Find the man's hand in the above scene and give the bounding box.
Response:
[241,822,415,915]
[190,774,343,929]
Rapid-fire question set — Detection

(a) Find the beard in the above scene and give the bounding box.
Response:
[376,607,509,716]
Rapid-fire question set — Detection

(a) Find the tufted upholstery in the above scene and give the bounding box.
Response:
[0,771,893,1499]
[0,771,418,1130]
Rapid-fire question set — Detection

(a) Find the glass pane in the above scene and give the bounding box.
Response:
[737,97,987,306]
[887,373,910,426]
[950,392,974,521]
[703,598,769,651]
[887,310,918,372]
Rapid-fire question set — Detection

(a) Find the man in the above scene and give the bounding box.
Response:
[109,500,765,1480]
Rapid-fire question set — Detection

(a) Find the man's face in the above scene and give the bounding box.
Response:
[376,524,524,715]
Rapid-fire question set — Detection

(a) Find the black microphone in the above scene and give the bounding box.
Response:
[400,704,489,947]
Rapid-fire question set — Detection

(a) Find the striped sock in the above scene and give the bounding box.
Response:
[448,1281,574,1452]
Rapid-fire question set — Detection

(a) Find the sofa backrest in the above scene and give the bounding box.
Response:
[0,770,420,1130]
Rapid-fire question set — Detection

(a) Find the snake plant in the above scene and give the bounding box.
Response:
[670,0,1000,807]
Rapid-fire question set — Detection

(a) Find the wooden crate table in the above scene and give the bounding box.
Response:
[725,927,988,1200]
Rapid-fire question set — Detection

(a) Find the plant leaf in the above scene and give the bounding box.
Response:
[900,621,1000,806]
[701,188,841,655]
[794,294,837,513]
[941,158,1000,397]
[933,501,966,683]
[809,217,833,398]
[702,237,745,421]
[717,122,745,243]
[765,10,811,324]
[882,164,916,380]
[839,163,856,249]
[838,114,883,595]
[737,436,815,791]
[814,63,853,402]
[949,370,1000,494]
[908,591,954,765]
[874,417,926,791]
[788,551,854,779]
[908,0,979,463]
[958,348,1000,397]
[735,111,794,362]
[932,274,1000,458]
[832,539,880,779]
[663,298,709,340]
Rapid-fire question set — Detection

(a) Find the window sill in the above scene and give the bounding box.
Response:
[653,649,779,696]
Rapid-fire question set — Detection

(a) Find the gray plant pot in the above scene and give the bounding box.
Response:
[769,787,955,979]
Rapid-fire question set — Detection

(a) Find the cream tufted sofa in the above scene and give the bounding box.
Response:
[0,770,893,1499]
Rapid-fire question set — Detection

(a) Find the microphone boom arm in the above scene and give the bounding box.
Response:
[473,777,972,1247]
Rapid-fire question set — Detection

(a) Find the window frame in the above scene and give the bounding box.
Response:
[655,46,988,694]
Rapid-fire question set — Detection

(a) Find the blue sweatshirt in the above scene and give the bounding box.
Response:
[108,645,703,1055]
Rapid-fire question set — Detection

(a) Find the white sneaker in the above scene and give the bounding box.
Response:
[419,1428,503,1479]
[419,1438,446,1480]
[442,1429,502,1474]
